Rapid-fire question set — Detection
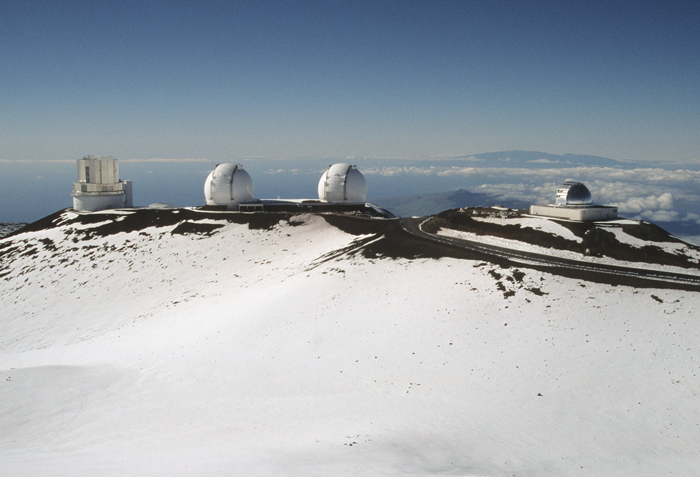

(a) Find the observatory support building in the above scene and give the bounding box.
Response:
[529,180,617,221]
[71,156,133,211]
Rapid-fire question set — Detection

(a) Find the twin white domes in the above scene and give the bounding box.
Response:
[204,162,367,206]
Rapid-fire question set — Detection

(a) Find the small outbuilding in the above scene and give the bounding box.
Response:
[529,180,617,221]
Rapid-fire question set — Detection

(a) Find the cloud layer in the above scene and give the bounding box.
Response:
[361,165,700,225]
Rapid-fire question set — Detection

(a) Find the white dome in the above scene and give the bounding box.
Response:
[318,163,367,203]
[204,163,254,206]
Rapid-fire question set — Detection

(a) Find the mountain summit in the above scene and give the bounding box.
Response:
[2,208,699,476]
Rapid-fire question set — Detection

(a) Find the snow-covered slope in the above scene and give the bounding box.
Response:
[2,209,700,476]
[428,207,700,274]
[0,223,26,238]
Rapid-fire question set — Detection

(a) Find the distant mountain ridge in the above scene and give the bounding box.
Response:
[360,150,630,171]
[453,150,629,168]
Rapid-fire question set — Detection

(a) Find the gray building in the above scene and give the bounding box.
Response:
[529,181,617,221]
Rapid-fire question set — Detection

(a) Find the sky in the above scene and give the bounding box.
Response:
[2,1,700,243]
[1,0,699,163]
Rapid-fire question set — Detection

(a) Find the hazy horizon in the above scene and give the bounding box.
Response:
[3,150,700,247]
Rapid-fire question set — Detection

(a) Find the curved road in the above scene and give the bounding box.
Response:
[399,217,700,291]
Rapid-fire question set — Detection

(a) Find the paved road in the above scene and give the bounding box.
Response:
[399,217,700,290]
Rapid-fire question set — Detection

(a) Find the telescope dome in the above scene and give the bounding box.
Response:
[555,180,593,206]
[204,163,254,206]
[318,163,367,203]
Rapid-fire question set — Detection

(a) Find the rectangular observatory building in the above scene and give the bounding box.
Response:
[71,156,133,211]
[529,180,617,222]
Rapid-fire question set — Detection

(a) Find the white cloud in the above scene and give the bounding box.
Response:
[363,166,438,177]
[121,158,209,163]
[471,182,556,206]
[678,235,700,246]
[436,167,479,177]
[1,157,212,164]
[611,193,674,214]
[682,213,700,225]
[360,164,700,189]
[0,159,74,164]
[527,159,560,164]
[264,168,303,175]
[637,210,680,222]
[442,168,697,226]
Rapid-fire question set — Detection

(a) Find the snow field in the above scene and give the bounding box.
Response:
[471,215,584,243]
[437,225,700,275]
[2,213,700,476]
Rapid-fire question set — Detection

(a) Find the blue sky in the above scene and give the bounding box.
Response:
[2,0,699,163]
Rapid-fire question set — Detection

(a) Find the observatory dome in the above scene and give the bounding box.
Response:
[555,180,593,206]
[318,163,367,203]
[204,163,254,206]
